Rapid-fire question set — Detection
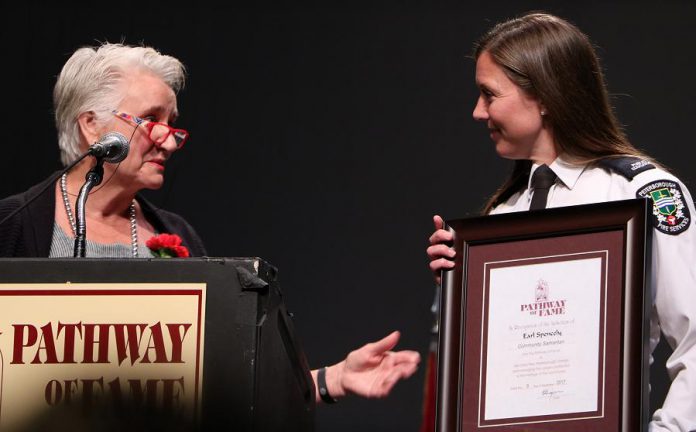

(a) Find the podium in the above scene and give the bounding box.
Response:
[0,257,315,432]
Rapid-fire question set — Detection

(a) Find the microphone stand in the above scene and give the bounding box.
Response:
[73,158,105,258]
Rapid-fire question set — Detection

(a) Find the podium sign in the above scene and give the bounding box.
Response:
[0,258,315,432]
[436,199,651,432]
[0,283,206,430]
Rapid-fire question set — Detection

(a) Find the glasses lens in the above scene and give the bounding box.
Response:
[149,123,187,148]
[150,124,169,144]
[173,130,188,148]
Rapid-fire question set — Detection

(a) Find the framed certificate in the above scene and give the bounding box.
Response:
[436,199,651,432]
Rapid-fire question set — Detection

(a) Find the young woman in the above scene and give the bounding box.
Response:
[427,13,695,431]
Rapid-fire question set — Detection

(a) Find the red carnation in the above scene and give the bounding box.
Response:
[146,233,190,258]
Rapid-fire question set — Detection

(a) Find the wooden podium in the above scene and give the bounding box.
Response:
[0,257,315,432]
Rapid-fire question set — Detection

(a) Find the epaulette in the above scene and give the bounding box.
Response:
[597,156,656,180]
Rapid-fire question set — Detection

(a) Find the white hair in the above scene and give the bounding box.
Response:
[53,43,186,165]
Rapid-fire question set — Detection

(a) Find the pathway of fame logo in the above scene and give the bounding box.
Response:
[637,179,691,235]
[0,285,206,432]
[520,279,566,317]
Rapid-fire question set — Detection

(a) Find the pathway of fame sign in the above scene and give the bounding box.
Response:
[0,283,206,431]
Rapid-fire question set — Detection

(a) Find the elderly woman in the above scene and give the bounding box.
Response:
[0,44,203,258]
[427,13,696,432]
[0,43,419,405]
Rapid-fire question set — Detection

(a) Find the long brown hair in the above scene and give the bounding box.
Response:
[476,13,652,214]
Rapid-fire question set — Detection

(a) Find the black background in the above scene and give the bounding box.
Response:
[1,2,694,431]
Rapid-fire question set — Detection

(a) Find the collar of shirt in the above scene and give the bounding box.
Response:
[525,156,587,205]
[527,156,587,191]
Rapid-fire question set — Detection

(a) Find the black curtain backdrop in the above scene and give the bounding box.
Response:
[1,2,694,431]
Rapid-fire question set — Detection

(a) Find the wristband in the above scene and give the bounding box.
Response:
[317,367,338,404]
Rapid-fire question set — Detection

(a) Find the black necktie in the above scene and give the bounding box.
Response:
[530,164,557,210]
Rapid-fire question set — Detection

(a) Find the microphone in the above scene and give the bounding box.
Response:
[88,132,130,163]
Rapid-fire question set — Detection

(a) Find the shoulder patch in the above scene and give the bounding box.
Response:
[636,179,691,235]
[598,157,655,180]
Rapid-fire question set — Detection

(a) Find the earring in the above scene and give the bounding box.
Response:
[540,110,547,116]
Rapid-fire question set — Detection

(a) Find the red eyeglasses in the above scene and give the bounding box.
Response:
[112,110,189,149]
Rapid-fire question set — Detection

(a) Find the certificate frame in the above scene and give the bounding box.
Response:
[436,198,651,432]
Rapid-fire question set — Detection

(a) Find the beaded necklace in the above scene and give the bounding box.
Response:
[59,173,139,257]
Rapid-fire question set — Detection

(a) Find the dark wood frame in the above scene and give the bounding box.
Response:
[435,199,651,432]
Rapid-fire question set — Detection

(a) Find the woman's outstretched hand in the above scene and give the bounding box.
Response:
[313,331,421,402]
[426,215,455,285]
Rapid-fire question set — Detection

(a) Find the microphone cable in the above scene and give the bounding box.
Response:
[0,152,90,228]
[0,126,137,228]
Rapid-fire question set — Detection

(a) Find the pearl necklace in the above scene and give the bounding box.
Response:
[60,173,139,257]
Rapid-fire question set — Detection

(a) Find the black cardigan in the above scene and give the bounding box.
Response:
[0,173,207,257]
